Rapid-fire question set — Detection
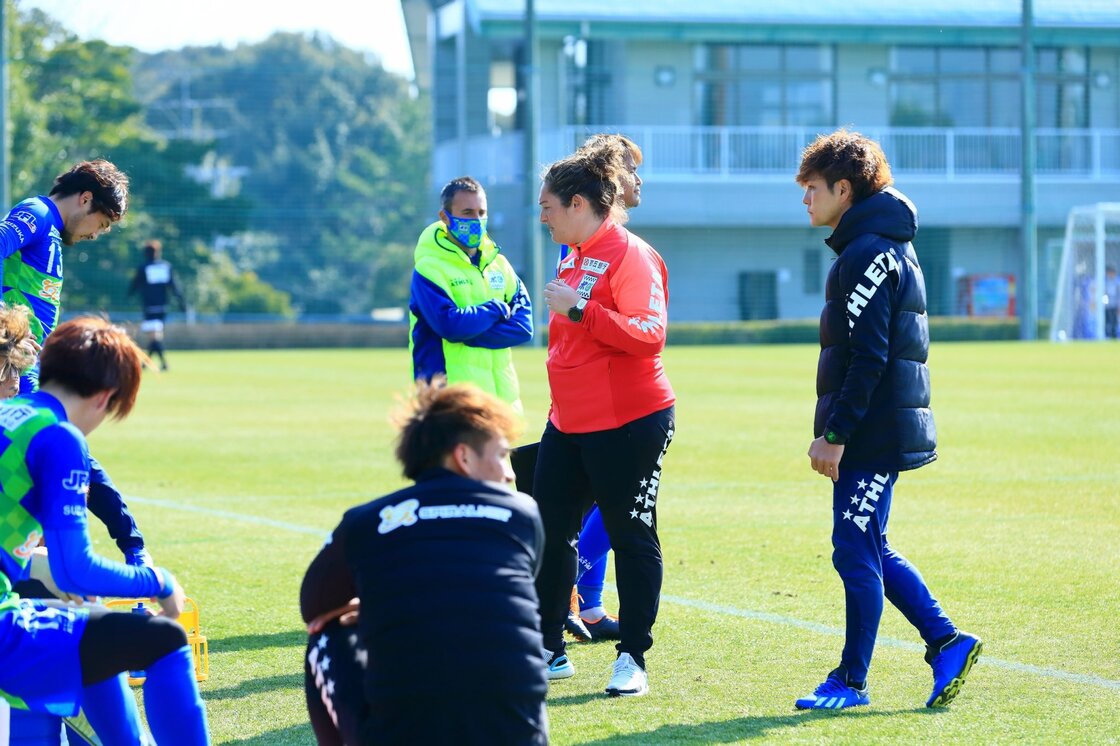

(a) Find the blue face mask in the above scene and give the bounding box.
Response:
[447,215,487,249]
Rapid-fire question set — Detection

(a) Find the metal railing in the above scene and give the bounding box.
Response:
[435,125,1120,184]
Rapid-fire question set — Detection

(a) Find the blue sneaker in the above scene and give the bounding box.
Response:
[795,669,870,710]
[926,632,982,707]
[544,648,575,680]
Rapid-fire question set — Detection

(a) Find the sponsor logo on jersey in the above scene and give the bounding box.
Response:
[418,503,513,522]
[39,278,62,303]
[0,404,36,430]
[581,257,609,274]
[62,470,89,495]
[378,499,420,534]
[557,252,576,273]
[449,278,470,288]
[63,503,86,517]
[576,274,598,299]
[11,210,37,234]
[846,250,899,329]
[144,263,171,284]
[487,271,506,291]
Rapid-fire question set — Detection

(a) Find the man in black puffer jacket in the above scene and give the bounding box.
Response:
[792,130,982,712]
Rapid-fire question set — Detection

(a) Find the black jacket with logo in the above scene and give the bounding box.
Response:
[815,187,937,472]
[300,468,546,701]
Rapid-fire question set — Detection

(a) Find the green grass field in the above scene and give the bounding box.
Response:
[87,341,1120,744]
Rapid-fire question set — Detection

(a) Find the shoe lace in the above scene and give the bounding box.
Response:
[611,654,639,678]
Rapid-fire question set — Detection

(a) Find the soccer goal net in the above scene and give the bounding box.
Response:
[1049,203,1120,341]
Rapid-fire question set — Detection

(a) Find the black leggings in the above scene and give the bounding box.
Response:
[533,406,675,661]
[15,581,187,687]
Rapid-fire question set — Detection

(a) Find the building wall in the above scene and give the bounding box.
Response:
[835,45,891,126]
[621,42,694,126]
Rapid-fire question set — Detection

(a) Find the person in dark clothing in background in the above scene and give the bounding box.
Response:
[300,380,548,746]
[794,129,981,711]
[128,240,185,371]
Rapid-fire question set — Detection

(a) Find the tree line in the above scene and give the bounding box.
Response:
[7,2,429,318]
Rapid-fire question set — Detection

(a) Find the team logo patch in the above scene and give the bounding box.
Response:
[39,278,62,303]
[576,274,599,299]
[487,271,506,291]
[581,258,609,274]
[378,499,419,534]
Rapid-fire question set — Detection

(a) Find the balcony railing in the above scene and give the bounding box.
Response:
[435,126,1120,185]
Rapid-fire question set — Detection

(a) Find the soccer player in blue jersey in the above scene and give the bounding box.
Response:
[794,130,981,710]
[0,160,128,386]
[0,162,158,741]
[0,317,208,744]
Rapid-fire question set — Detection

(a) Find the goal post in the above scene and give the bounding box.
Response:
[1049,203,1120,341]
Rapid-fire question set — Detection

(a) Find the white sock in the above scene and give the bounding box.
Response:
[580,606,606,623]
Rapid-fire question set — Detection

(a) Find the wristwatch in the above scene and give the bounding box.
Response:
[567,298,588,323]
[824,429,846,445]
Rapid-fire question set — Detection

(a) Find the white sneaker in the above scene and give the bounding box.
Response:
[605,652,648,697]
[544,648,575,680]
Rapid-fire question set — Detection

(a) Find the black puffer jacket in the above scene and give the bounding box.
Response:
[815,187,937,472]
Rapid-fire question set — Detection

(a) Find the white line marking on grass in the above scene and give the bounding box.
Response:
[129,496,1120,691]
[126,496,331,538]
[662,593,1120,691]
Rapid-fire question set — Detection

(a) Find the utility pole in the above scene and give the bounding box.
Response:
[523,0,544,345]
[1020,0,1038,340]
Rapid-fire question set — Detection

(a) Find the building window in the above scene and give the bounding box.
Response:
[803,249,822,295]
[694,44,834,127]
[488,59,518,134]
[563,38,612,126]
[888,46,1091,128]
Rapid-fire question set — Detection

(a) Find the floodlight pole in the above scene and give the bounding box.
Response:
[523,0,545,346]
[1019,0,1038,340]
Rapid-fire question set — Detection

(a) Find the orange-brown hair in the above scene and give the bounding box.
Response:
[49,160,130,222]
[39,317,147,419]
[394,379,521,481]
[540,146,629,224]
[578,133,643,168]
[796,129,893,204]
[0,305,35,374]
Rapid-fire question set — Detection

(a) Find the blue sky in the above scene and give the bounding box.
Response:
[16,0,415,78]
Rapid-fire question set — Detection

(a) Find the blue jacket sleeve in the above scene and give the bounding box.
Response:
[86,456,145,555]
[467,279,534,349]
[825,243,898,439]
[30,425,164,598]
[410,270,508,342]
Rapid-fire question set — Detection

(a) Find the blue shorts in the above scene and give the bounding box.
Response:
[0,599,89,716]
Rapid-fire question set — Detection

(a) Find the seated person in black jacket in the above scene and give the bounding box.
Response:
[300,380,547,746]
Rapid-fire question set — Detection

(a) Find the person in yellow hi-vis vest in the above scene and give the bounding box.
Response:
[408,176,533,412]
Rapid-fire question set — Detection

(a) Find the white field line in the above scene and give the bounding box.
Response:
[127,495,1120,691]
